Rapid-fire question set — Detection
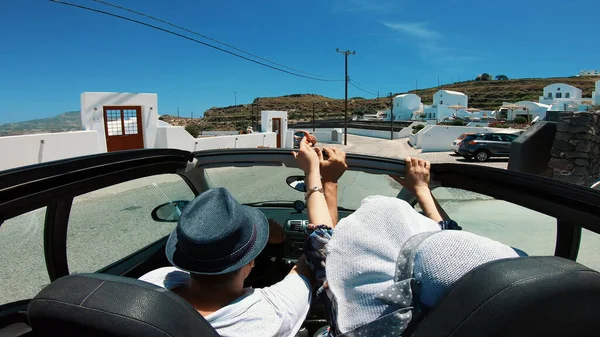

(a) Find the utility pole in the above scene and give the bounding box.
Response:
[377,91,380,100]
[415,80,418,91]
[438,76,440,87]
[389,92,394,140]
[312,102,316,132]
[177,107,180,118]
[256,98,260,132]
[234,92,237,106]
[191,112,193,119]
[336,48,356,146]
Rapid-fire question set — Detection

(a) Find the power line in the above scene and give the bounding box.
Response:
[91,0,340,80]
[349,78,380,96]
[49,0,344,82]
[348,79,378,97]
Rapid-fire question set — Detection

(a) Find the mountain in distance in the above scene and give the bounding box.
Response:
[0,111,82,136]
[3,76,599,136]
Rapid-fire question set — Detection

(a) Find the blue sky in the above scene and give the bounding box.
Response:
[1,0,599,124]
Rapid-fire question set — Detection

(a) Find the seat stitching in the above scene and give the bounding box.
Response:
[80,281,106,306]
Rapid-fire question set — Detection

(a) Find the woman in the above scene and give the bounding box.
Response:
[293,137,519,337]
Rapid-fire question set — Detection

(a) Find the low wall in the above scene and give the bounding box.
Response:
[548,111,600,186]
[155,126,196,151]
[0,131,102,172]
[201,131,239,136]
[194,132,277,151]
[347,128,401,139]
[415,126,521,152]
[287,129,344,148]
[397,122,427,138]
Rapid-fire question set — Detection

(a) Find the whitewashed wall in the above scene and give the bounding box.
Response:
[347,128,402,139]
[397,122,426,138]
[201,131,240,136]
[415,126,521,152]
[261,111,288,148]
[0,131,102,172]
[194,132,276,151]
[80,92,159,152]
[154,125,277,151]
[285,129,343,148]
[155,126,196,151]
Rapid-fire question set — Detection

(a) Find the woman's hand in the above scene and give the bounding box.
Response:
[292,137,320,174]
[316,147,347,183]
[391,156,431,195]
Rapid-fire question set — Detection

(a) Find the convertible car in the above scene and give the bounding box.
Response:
[1,148,600,337]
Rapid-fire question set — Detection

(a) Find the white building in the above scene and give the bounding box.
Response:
[389,94,423,121]
[500,101,550,121]
[420,90,469,122]
[593,80,600,105]
[539,83,582,105]
[537,83,595,112]
[579,70,600,77]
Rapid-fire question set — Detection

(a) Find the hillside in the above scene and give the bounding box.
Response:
[410,76,599,110]
[0,111,81,136]
[3,76,598,135]
[164,76,600,131]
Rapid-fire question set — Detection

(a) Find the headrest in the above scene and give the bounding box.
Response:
[27,273,220,337]
[410,256,600,337]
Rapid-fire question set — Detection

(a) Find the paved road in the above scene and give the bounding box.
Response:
[1,135,598,305]
[327,134,509,169]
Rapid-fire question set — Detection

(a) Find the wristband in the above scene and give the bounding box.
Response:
[304,186,324,200]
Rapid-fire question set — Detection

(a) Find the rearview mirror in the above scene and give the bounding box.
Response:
[286,175,306,192]
[151,200,190,222]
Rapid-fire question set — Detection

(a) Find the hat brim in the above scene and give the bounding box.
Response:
[165,205,269,275]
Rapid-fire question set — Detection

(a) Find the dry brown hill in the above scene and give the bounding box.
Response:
[159,76,600,131]
[410,76,599,110]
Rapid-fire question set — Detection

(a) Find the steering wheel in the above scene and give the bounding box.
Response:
[245,242,286,287]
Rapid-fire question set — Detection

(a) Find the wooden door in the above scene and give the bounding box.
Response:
[272,118,282,148]
[103,106,144,152]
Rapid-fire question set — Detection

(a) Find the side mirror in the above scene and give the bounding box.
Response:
[151,200,190,222]
[286,175,306,192]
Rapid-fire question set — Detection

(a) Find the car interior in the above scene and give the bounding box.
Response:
[1,148,600,337]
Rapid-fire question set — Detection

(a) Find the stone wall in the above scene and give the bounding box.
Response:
[548,111,600,186]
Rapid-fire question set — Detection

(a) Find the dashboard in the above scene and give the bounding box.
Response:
[259,205,352,261]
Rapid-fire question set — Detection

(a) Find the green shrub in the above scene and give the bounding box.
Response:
[451,120,465,126]
[185,124,202,137]
[514,117,527,124]
[412,124,425,134]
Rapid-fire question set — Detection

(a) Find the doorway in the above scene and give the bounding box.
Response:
[272,118,282,148]
[103,106,144,152]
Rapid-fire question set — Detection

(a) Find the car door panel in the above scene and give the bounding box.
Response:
[0,149,191,316]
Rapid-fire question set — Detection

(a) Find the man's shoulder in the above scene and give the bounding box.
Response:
[138,267,189,289]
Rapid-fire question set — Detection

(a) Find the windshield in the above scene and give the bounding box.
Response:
[204,166,403,210]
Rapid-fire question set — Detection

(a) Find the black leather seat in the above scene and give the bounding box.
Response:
[410,256,600,337]
[27,273,220,337]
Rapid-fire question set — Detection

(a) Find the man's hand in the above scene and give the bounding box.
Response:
[391,156,431,195]
[316,147,347,183]
[267,219,285,244]
[292,137,320,174]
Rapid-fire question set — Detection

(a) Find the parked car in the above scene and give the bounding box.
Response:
[2,149,600,336]
[450,133,476,154]
[458,132,519,162]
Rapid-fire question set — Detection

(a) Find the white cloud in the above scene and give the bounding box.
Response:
[383,22,442,39]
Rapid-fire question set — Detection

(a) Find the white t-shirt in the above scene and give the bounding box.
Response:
[139,267,311,337]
